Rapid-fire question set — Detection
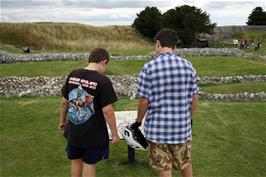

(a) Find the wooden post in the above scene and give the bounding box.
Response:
[128,145,135,163]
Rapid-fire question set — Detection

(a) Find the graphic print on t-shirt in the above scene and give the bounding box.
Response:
[68,84,95,125]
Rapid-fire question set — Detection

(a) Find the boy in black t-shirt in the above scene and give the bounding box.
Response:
[58,48,119,177]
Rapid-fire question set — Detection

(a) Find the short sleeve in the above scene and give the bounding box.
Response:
[61,77,69,99]
[99,79,118,108]
[136,66,151,100]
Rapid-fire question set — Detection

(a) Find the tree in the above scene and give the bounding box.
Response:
[247,7,266,25]
[161,5,216,47]
[132,7,162,40]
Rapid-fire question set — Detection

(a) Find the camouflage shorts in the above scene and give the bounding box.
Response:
[148,140,192,171]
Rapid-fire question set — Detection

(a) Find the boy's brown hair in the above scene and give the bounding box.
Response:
[89,48,110,63]
[154,28,178,49]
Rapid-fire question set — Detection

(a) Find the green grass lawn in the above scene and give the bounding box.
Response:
[0,96,265,177]
[0,43,154,56]
[187,56,266,77]
[0,56,266,77]
[200,82,266,94]
[110,47,154,56]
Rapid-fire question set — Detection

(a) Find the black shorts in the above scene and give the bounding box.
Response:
[66,144,109,164]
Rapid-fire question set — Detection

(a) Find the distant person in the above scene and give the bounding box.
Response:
[239,40,245,49]
[58,48,119,177]
[244,39,248,48]
[131,28,198,177]
[257,42,261,50]
[23,46,30,53]
[254,42,261,52]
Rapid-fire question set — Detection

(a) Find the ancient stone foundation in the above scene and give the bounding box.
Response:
[1,75,265,100]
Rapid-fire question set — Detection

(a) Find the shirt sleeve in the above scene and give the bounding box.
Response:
[136,66,151,100]
[99,79,118,108]
[61,76,69,99]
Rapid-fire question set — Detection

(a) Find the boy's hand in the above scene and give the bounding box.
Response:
[111,134,120,144]
[130,121,141,130]
[58,121,66,130]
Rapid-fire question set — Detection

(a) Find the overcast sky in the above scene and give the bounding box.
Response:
[1,0,266,26]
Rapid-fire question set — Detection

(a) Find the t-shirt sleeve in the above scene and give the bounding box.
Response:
[61,72,73,99]
[99,79,118,108]
[136,66,151,100]
[61,78,69,99]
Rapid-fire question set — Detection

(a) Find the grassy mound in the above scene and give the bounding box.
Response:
[0,22,152,52]
[1,56,265,77]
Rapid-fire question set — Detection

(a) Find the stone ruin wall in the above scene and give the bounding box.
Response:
[2,48,265,64]
[0,46,265,100]
[1,75,265,101]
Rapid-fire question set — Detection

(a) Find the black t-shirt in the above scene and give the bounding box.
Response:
[62,69,118,148]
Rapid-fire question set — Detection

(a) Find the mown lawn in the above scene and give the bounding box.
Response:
[0,96,265,177]
[0,44,154,56]
[0,56,266,77]
[200,82,266,94]
[187,56,266,76]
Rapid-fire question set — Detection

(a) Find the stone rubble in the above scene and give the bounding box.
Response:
[175,48,245,57]
[1,48,265,63]
[199,75,266,85]
[199,92,266,101]
[1,48,265,100]
[0,75,265,100]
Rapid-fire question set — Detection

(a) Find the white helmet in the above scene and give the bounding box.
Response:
[120,125,148,151]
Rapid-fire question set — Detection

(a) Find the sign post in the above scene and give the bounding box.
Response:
[111,111,142,164]
[128,145,135,163]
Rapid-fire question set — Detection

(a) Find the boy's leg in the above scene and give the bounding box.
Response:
[82,163,96,177]
[81,144,109,177]
[172,141,193,177]
[71,159,83,177]
[148,141,172,177]
[180,164,193,177]
[160,170,172,177]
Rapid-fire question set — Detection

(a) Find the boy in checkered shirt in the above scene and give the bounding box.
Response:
[131,28,198,177]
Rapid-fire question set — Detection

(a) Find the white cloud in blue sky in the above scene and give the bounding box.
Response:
[1,0,266,26]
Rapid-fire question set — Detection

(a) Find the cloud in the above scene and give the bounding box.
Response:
[1,3,141,25]
[62,0,172,9]
[1,0,64,9]
[1,0,178,26]
[201,1,266,26]
[1,0,266,26]
[203,1,265,10]
[1,0,174,9]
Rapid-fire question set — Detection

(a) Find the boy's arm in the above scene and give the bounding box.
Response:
[102,104,119,144]
[131,98,148,129]
[191,94,198,118]
[59,97,68,130]
[136,98,148,123]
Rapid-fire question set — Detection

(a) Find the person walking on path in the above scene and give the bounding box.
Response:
[131,28,199,177]
[59,48,119,177]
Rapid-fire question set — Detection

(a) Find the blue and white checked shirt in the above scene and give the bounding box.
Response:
[137,52,198,144]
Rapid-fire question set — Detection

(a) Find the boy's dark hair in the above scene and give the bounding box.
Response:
[154,28,177,49]
[89,48,110,63]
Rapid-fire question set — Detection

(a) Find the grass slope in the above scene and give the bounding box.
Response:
[0,22,152,52]
[0,56,265,77]
[0,97,265,177]
[201,82,266,94]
